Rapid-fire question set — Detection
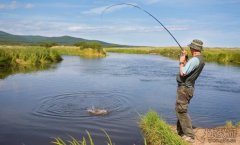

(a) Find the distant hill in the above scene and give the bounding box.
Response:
[0,31,122,47]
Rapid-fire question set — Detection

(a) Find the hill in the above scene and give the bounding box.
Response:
[0,31,120,47]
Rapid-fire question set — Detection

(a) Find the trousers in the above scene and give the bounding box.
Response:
[175,86,194,138]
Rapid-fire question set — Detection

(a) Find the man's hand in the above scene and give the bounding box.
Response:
[179,50,187,64]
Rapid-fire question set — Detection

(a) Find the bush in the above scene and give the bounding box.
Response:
[74,41,102,52]
[40,42,58,48]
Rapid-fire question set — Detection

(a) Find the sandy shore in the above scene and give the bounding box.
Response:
[171,126,240,145]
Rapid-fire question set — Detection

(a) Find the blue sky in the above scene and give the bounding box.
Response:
[0,0,240,47]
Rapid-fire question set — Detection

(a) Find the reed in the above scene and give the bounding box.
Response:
[139,111,188,145]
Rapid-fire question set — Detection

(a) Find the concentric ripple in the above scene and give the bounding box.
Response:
[31,91,132,120]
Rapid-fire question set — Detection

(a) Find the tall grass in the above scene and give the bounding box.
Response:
[106,47,182,59]
[106,47,240,66]
[0,46,62,67]
[139,111,188,145]
[52,46,106,58]
[0,46,62,79]
[51,130,113,145]
[225,120,234,128]
[203,48,240,65]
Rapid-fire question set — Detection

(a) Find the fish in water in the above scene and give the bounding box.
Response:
[87,106,108,116]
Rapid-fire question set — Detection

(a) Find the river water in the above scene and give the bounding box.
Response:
[0,53,240,145]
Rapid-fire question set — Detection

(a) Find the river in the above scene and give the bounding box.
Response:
[0,53,240,145]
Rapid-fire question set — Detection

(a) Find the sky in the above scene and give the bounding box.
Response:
[0,0,240,47]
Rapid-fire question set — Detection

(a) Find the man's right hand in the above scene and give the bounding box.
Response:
[179,50,188,64]
[180,50,186,63]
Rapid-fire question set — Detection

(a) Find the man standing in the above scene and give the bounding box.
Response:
[176,39,205,142]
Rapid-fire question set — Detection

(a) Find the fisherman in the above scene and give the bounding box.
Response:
[176,39,205,143]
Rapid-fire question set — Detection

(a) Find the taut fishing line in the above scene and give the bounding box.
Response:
[101,3,184,50]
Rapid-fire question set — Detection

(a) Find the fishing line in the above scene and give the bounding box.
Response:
[101,3,184,50]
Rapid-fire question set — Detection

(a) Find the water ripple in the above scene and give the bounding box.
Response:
[31,91,132,120]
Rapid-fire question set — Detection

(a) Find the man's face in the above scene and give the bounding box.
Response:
[190,48,194,55]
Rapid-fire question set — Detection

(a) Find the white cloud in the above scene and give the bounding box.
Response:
[67,24,188,33]
[0,1,34,9]
[82,5,129,15]
[25,3,34,9]
[0,17,188,37]
[144,0,162,4]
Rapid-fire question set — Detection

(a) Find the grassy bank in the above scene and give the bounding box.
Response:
[52,46,106,58]
[0,45,62,79]
[139,111,188,145]
[0,45,106,79]
[106,47,240,66]
[0,46,62,67]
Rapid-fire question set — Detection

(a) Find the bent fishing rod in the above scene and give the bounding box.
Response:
[101,3,184,51]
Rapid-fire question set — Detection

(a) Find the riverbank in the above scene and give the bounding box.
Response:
[52,46,106,58]
[140,111,240,145]
[0,46,62,79]
[106,47,240,66]
[0,45,106,68]
[0,45,107,78]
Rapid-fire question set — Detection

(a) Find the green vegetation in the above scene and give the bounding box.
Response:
[51,130,113,145]
[0,45,62,79]
[225,121,240,128]
[53,46,106,58]
[225,120,234,128]
[106,47,181,59]
[75,41,101,50]
[237,122,240,128]
[0,46,62,66]
[0,44,106,79]
[106,47,240,66]
[139,111,188,145]
[39,42,58,48]
[203,48,240,65]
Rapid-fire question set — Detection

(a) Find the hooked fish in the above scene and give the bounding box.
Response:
[87,106,108,116]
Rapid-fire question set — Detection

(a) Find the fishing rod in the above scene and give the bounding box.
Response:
[101,3,184,50]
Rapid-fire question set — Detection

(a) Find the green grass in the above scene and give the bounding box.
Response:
[203,48,240,65]
[139,111,188,145]
[0,45,106,79]
[51,130,113,145]
[237,122,240,128]
[106,47,185,59]
[0,45,62,67]
[106,47,240,66]
[0,45,62,79]
[225,121,240,128]
[52,46,106,58]
[225,120,234,128]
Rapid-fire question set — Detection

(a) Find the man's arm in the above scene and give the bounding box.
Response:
[179,52,200,76]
